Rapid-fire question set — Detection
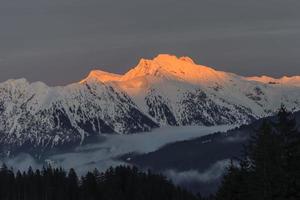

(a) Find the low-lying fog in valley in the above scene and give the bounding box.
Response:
[2,125,234,188]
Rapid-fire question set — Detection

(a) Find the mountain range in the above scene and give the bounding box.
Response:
[0,54,299,156]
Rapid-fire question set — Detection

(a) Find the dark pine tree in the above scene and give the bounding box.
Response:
[67,168,79,200]
[247,121,286,200]
[216,161,244,200]
[216,106,300,200]
[276,106,300,199]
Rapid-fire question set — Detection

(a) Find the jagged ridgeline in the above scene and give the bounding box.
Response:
[0,54,300,155]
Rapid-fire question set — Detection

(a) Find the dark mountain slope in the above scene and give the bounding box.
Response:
[126,110,300,195]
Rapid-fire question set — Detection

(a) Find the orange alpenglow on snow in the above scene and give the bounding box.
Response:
[80,70,122,83]
[79,54,229,85]
[246,75,300,86]
[79,54,300,87]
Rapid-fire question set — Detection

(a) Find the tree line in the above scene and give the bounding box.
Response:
[216,106,300,200]
[0,164,201,200]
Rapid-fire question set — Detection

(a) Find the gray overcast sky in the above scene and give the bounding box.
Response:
[0,0,300,86]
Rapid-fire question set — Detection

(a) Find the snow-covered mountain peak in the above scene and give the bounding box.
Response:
[246,75,300,86]
[153,54,195,65]
[0,78,50,94]
[80,54,233,86]
[179,56,196,64]
[80,70,122,83]
[121,54,230,85]
[1,78,29,86]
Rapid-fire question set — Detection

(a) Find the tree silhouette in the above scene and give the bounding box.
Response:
[0,165,200,200]
[216,107,300,200]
